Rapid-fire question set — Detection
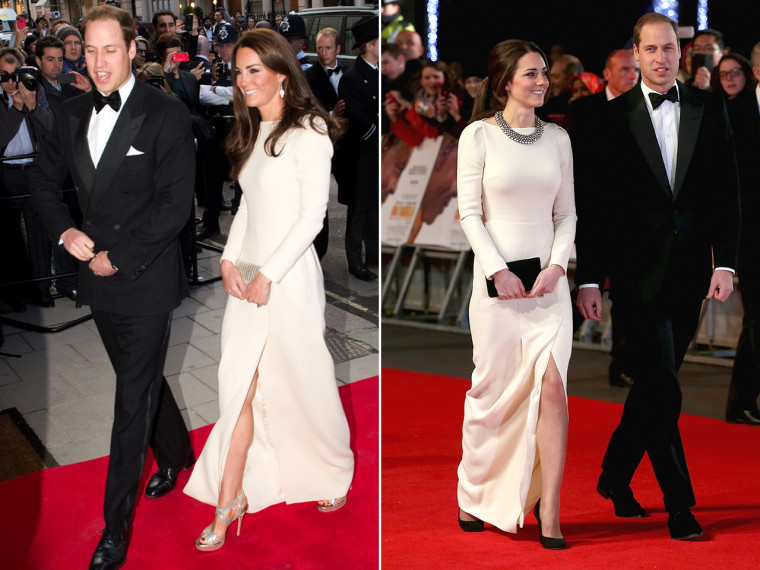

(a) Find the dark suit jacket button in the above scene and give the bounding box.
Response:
[85,221,92,227]
[113,224,120,230]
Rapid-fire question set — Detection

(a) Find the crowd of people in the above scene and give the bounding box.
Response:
[1,4,381,317]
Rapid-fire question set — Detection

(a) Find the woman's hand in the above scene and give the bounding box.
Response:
[526,264,565,298]
[164,53,179,77]
[384,96,400,122]
[221,259,245,300]
[244,272,272,306]
[445,92,461,121]
[491,268,526,300]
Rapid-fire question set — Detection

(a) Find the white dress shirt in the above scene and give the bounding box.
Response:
[640,80,679,190]
[4,95,34,165]
[87,74,136,167]
[324,64,341,96]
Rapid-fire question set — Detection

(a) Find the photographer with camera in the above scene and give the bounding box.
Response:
[0,47,57,310]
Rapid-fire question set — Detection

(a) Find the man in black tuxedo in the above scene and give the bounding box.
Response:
[726,41,760,425]
[305,26,348,259]
[575,13,739,540]
[339,15,380,281]
[29,6,194,569]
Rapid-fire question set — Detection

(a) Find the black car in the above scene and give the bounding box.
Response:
[298,5,378,65]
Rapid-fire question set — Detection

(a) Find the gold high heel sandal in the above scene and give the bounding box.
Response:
[195,491,248,552]
[317,495,347,513]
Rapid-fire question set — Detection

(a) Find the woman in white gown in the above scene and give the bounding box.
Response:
[456,40,576,549]
[184,29,354,551]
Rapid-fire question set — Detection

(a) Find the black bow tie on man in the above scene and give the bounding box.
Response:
[326,67,340,77]
[93,89,122,113]
[648,85,679,110]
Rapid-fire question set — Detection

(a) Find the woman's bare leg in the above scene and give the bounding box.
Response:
[535,355,568,538]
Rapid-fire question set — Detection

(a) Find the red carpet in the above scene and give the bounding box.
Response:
[2,377,378,570]
[382,368,760,569]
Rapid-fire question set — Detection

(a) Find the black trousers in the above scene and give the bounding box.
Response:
[93,309,191,534]
[728,279,760,415]
[602,295,702,513]
[345,201,378,267]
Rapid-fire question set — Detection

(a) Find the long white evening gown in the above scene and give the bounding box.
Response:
[184,118,354,512]
[456,119,576,532]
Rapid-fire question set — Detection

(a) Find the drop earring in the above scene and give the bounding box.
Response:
[279,82,284,98]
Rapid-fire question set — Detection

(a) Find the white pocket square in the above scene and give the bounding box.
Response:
[126,146,144,156]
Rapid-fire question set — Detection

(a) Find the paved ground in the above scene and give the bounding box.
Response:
[0,180,379,468]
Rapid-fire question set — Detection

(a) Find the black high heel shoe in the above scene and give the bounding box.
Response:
[458,508,484,532]
[533,500,568,550]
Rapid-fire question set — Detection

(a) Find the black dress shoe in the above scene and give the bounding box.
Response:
[457,508,484,532]
[195,225,220,241]
[144,449,195,498]
[38,290,55,308]
[596,472,647,518]
[59,289,79,302]
[609,361,634,387]
[726,410,760,425]
[220,199,233,211]
[668,509,703,540]
[533,500,568,550]
[349,264,377,281]
[89,529,130,570]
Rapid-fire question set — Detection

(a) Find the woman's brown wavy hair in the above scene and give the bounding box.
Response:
[226,29,344,179]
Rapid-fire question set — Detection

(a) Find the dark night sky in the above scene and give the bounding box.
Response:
[407,0,760,75]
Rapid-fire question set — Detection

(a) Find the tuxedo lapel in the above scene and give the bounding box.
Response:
[89,84,146,211]
[673,82,703,199]
[624,87,672,196]
[70,99,96,214]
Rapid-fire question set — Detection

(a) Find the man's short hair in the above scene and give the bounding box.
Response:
[0,48,24,66]
[694,28,725,50]
[83,5,135,48]
[381,42,403,59]
[633,12,679,48]
[751,41,760,69]
[604,48,633,70]
[36,35,65,59]
[152,9,177,29]
[316,27,339,45]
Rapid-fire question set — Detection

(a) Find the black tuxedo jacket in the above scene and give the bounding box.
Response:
[338,56,379,206]
[305,61,347,112]
[728,90,760,277]
[574,80,739,306]
[29,80,195,315]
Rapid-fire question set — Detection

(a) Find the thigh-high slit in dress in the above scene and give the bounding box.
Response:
[456,119,576,533]
[184,118,354,512]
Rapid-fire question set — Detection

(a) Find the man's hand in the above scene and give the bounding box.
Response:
[333,98,346,118]
[190,62,204,82]
[577,287,603,321]
[693,66,711,90]
[89,251,117,277]
[706,269,734,302]
[70,71,92,92]
[14,83,37,111]
[61,227,95,261]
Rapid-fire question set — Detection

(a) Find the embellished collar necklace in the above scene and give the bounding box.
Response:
[494,110,544,144]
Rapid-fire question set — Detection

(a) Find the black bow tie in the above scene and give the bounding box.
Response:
[326,67,340,77]
[93,90,121,113]
[648,85,679,110]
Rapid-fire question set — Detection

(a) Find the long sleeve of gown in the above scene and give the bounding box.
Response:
[457,122,507,278]
[547,127,577,271]
[259,124,333,283]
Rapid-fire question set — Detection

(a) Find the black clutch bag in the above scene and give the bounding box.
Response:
[486,257,542,298]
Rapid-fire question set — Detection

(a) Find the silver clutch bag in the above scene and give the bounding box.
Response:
[235,261,261,284]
